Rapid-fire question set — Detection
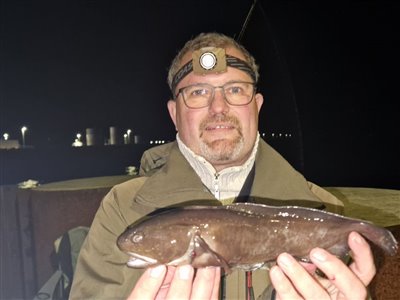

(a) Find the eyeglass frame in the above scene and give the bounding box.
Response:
[174,81,257,109]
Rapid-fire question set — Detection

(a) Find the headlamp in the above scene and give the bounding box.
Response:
[199,52,217,70]
[192,47,227,75]
[171,47,256,93]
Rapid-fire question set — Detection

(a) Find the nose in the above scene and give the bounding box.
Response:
[208,88,229,114]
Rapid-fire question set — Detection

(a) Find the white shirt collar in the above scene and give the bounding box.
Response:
[177,133,259,200]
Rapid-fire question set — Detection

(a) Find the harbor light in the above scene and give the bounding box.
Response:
[21,126,28,147]
[127,129,132,144]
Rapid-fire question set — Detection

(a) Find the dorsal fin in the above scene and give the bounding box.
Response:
[225,203,269,216]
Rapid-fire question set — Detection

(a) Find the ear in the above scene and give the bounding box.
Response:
[255,93,264,113]
[167,100,177,130]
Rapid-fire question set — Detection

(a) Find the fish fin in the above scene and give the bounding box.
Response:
[191,234,231,273]
[325,243,350,258]
[226,202,280,216]
[225,203,265,216]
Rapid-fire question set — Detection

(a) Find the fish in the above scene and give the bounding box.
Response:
[117,202,398,273]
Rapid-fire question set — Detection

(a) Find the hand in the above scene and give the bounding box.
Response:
[127,265,221,300]
[269,231,376,300]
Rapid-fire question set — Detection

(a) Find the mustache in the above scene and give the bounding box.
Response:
[199,115,241,132]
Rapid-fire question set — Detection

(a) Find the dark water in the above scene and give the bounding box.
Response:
[1,139,398,189]
[0,144,149,186]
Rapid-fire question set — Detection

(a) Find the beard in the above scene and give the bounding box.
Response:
[198,115,244,162]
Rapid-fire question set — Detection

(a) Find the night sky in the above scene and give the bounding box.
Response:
[1,0,252,146]
[1,0,399,188]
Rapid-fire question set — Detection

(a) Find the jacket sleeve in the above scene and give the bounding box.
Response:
[69,182,145,300]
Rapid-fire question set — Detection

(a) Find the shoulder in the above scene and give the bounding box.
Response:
[307,181,344,214]
[109,176,148,199]
[139,142,176,176]
[100,176,150,222]
[255,140,343,213]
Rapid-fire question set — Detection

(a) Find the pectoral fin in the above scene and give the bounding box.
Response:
[191,234,231,273]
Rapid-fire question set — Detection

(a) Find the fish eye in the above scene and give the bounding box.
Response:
[131,232,144,243]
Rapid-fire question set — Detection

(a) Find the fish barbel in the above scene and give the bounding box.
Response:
[117,203,398,272]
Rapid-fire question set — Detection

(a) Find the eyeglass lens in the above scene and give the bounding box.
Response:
[181,81,254,108]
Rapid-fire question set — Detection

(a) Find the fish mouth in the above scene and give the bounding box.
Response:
[126,252,158,268]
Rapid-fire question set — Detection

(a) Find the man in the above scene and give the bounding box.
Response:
[70,33,375,299]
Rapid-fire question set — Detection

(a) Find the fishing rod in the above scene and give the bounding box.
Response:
[236,0,259,43]
[237,2,259,299]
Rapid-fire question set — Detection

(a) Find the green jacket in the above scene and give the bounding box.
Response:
[70,140,343,299]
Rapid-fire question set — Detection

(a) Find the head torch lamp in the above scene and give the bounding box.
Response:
[171,47,256,93]
[199,51,218,70]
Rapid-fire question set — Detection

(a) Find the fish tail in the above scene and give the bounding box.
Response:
[356,223,398,255]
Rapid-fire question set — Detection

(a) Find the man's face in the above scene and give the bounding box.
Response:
[167,47,263,171]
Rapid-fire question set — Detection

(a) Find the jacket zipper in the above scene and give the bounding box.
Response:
[214,173,220,200]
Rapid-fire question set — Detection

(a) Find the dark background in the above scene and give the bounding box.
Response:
[1,0,399,189]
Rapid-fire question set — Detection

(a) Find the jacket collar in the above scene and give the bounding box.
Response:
[135,142,217,208]
[135,140,323,209]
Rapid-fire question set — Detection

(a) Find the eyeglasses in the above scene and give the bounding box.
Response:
[176,81,256,109]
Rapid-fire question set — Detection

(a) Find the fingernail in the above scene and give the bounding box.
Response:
[311,248,327,262]
[352,232,364,244]
[150,265,165,278]
[277,253,293,268]
[270,265,285,280]
[178,265,192,280]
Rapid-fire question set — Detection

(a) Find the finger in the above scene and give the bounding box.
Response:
[165,265,195,300]
[272,253,327,299]
[127,265,167,300]
[348,231,376,286]
[269,265,302,300]
[310,247,368,300]
[155,266,177,300]
[191,267,221,300]
[211,267,221,300]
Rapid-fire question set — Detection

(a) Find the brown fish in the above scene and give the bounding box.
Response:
[117,203,398,272]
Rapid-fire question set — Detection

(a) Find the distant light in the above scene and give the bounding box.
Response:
[150,140,153,144]
[76,133,82,140]
[3,133,9,140]
[72,139,83,147]
[126,129,132,144]
[21,126,28,147]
